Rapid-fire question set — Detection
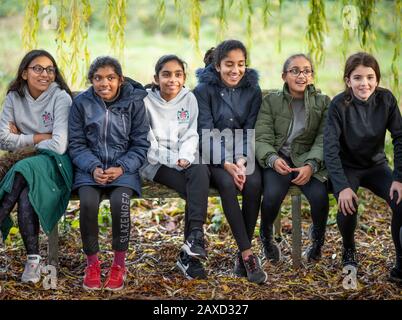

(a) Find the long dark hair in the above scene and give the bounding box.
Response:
[203,39,248,68]
[343,52,381,103]
[7,49,72,97]
[151,54,187,91]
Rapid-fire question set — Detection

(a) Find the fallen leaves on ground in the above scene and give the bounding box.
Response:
[0,190,401,300]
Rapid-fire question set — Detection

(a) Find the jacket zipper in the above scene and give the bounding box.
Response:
[277,95,294,152]
[121,114,126,134]
[100,100,109,170]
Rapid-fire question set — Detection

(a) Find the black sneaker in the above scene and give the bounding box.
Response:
[342,247,358,267]
[243,254,268,284]
[260,233,281,263]
[233,251,247,277]
[182,228,207,260]
[389,267,402,283]
[176,250,207,280]
[389,258,402,283]
[305,225,325,262]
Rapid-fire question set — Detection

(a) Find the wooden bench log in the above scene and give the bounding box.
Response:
[273,185,303,269]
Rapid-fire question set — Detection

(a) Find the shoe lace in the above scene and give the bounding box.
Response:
[86,263,100,277]
[343,248,357,262]
[189,230,205,248]
[244,255,258,273]
[109,265,123,280]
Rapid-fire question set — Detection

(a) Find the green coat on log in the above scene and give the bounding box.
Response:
[0,149,73,240]
[255,83,330,182]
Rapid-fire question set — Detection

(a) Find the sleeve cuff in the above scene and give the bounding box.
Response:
[305,160,319,174]
[22,134,35,147]
[267,154,280,168]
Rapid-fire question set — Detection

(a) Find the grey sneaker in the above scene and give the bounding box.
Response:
[21,255,42,284]
[243,254,268,285]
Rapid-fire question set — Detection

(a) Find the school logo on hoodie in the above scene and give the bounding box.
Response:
[177,108,189,124]
[42,111,53,128]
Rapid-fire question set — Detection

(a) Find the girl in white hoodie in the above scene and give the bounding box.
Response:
[141,55,210,280]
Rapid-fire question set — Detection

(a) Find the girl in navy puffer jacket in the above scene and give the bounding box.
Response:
[68,56,150,291]
[194,40,266,284]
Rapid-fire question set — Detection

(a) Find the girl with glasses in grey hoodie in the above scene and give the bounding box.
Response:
[0,49,72,284]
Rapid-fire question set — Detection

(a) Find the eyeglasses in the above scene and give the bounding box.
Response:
[286,68,313,77]
[27,65,56,75]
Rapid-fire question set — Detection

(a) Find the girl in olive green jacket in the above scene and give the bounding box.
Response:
[255,54,330,263]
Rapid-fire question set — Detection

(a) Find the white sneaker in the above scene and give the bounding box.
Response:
[21,255,42,284]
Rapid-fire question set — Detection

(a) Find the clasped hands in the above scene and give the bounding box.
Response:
[273,157,313,186]
[93,167,124,184]
[224,158,247,191]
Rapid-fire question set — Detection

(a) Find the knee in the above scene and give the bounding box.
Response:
[216,175,237,195]
[244,174,262,193]
[189,164,210,180]
[79,198,99,217]
[309,190,329,209]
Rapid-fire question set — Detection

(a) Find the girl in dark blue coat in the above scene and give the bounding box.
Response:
[194,40,266,284]
[68,56,150,291]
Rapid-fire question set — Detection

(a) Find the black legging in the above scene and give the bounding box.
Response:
[78,185,134,255]
[335,164,402,258]
[209,164,262,252]
[0,173,39,254]
[153,164,210,239]
[260,168,329,239]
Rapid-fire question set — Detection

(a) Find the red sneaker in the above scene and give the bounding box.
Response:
[104,264,127,291]
[83,262,101,291]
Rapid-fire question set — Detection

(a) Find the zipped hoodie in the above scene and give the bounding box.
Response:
[141,87,199,180]
[0,82,72,154]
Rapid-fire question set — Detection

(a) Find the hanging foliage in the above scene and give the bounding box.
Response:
[306,0,328,66]
[391,0,401,99]
[157,0,166,26]
[340,0,354,60]
[217,0,227,41]
[189,0,201,54]
[357,0,376,52]
[22,0,39,51]
[68,0,91,89]
[55,0,68,79]
[174,0,183,35]
[107,0,127,64]
[81,0,91,77]
[277,0,283,53]
[262,0,272,29]
[245,0,253,52]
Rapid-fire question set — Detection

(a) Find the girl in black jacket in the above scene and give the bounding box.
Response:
[324,52,402,283]
[194,40,266,284]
